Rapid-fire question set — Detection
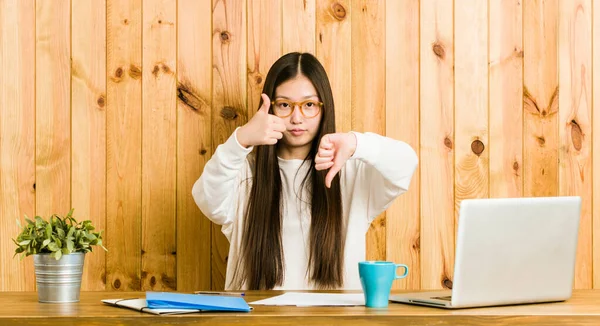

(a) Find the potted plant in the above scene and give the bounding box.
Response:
[13,209,107,303]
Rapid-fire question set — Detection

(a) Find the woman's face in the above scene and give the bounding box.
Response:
[272,74,323,152]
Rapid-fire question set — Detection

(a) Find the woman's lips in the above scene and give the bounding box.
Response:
[289,129,306,136]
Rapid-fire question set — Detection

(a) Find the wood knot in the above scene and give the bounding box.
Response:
[113,279,121,289]
[177,83,206,113]
[541,110,547,116]
[225,256,229,263]
[128,64,141,79]
[141,271,148,278]
[158,20,162,24]
[536,136,545,146]
[200,149,207,155]
[150,276,157,287]
[443,279,453,289]
[220,31,230,43]
[433,42,445,59]
[444,137,453,149]
[161,274,177,290]
[220,107,238,120]
[152,65,160,77]
[162,65,172,74]
[171,251,176,255]
[319,32,323,43]
[331,2,347,20]
[412,236,420,251]
[141,249,146,255]
[471,139,484,155]
[571,120,582,151]
[514,47,524,58]
[513,161,519,171]
[33,183,36,190]
[256,76,263,84]
[97,95,106,108]
[115,67,124,78]
[123,19,128,25]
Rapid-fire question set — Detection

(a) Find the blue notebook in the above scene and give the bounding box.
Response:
[146,292,252,312]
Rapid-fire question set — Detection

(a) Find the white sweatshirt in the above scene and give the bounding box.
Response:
[192,128,418,290]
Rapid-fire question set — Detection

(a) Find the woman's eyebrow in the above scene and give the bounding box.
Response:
[274,95,319,99]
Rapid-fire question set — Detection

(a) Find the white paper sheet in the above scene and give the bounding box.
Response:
[249,292,365,307]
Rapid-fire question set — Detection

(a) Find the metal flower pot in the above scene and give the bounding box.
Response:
[33,253,85,303]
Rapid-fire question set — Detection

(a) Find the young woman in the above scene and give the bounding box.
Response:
[192,52,418,291]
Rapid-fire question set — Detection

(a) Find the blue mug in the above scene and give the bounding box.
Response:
[359,261,409,308]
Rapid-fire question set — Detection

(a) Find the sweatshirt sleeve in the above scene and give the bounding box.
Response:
[192,127,253,225]
[349,131,418,222]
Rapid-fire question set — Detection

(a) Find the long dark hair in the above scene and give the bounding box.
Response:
[233,52,345,290]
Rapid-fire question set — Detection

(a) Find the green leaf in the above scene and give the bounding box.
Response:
[66,239,74,252]
[41,239,51,249]
[18,240,31,246]
[52,250,62,260]
[47,242,59,252]
[45,223,52,239]
[56,228,65,239]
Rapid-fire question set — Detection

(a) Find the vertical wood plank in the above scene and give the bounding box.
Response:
[212,0,246,290]
[489,0,523,199]
[351,0,386,262]
[176,0,212,292]
[106,0,142,291]
[558,0,592,289]
[593,0,600,289]
[71,0,107,291]
[35,0,71,218]
[420,0,454,290]
[0,0,36,291]
[455,0,489,226]
[316,0,351,133]
[282,0,316,54]
[141,0,177,291]
[385,0,420,290]
[247,0,281,120]
[523,0,558,198]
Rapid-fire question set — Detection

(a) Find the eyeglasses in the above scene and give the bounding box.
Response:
[271,99,323,118]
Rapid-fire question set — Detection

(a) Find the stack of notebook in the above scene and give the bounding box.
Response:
[102,291,252,315]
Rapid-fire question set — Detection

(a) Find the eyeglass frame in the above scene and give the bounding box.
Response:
[270,98,324,118]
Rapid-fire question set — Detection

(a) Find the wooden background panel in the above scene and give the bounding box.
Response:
[454,0,489,228]
[176,0,212,293]
[2,0,600,292]
[0,0,36,292]
[558,0,592,289]
[593,0,600,289]
[35,0,71,219]
[385,0,420,290]
[141,0,177,292]
[282,0,316,54]
[211,0,247,291]
[489,0,523,199]
[316,0,351,133]
[247,0,281,119]
[352,0,386,262]
[106,0,142,291]
[71,0,107,291]
[523,0,558,199]
[419,0,454,290]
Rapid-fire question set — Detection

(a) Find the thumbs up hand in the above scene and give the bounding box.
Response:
[237,94,287,147]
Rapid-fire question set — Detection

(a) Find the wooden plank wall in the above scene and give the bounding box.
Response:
[0,0,599,292]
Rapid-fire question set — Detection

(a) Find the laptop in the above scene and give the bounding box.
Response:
[390,196,581,309]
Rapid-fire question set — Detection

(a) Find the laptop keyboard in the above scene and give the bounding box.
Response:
[431,296,452,301]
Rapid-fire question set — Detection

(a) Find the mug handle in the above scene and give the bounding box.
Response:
[395,264,409,279]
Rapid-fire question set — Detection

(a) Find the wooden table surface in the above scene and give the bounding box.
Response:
[1,290,600,325]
